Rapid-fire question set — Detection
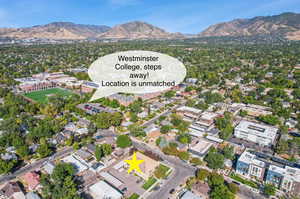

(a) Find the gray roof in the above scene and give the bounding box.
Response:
[26,192,41,199]
[43,162,55,174]
[75,149,92,160]
[86,144,96,153]
[1,153,17,161]
[181,191,202,199]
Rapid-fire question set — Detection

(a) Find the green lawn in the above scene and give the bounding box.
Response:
[142,177,157,190]
[230,173,259,189]
[23,88,74,103]
[154,164,171,179]
[128,193,139,199]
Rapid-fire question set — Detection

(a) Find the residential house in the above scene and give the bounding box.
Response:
[25,192,41,199]
[0,182,25,199]
[20,171,40,191]
[42,162,55,175]
[62,155,89,174]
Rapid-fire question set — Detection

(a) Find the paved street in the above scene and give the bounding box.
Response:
[141,104,181,128]
[132,140,196,199]
[0,147,73,184]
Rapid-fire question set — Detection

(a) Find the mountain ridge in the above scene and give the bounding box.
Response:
[98,21,184,39]
[198,12,300,40]
[0,22,111,40]
[1,12,300,40]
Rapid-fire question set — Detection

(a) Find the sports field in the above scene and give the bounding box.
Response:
[23,88,74,103]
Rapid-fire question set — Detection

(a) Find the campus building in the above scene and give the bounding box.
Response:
[266,165,300,196]
[234,120,278,146]
[108,93,135,106]
[236,151,266,180]
[19,81,57,93]
[80,81,99,93]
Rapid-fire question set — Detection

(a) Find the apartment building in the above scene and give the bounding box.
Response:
[236,151,266,180]
[266,165,300,196]
[192,111,219,132]
[176,106,202,122]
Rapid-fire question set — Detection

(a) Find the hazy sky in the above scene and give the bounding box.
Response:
[0,0,300,33]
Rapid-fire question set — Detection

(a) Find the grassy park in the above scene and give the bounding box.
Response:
[142,177,157,190]
[23,88,74,103]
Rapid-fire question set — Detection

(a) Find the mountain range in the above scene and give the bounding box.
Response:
[0,12,300,40]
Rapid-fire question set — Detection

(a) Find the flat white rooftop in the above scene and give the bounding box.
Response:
[238,151,265,168]
[189,139,213,154]
[269,165,300,182]
[89,180,122,199]
[62,155,88,174]
[235,120,278,139]
[177,106,202,114]
[200,111,219,120]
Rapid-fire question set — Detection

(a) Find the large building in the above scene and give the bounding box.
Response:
[16,72,81,93]
[231,103,272,117]
[176,106,202,122]
[188,139,214,158]
[89,180,122,199]
[236,151,266,180]
[266,165,300,196]
[19,81,56,93]
[80,81,99,93]
[108,94,135,106]
[193,112,219,132]
[234,120,278,146]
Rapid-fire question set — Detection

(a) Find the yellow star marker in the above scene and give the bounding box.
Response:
[124,152,144,174]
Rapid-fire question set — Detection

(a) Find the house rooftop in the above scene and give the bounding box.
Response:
[21,171,40,190]
[26,192,41,199]
[62,155,88,174]
[42,162,55,174]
